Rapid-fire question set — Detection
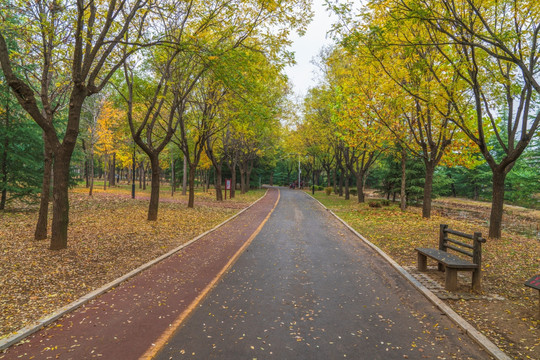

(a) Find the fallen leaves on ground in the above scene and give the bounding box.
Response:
[0,186,265,339]
[314,191,539,360]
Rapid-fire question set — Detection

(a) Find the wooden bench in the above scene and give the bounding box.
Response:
[415,224,486,291]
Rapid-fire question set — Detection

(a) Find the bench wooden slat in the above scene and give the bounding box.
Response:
[445,228,474,240]
[415,248,478,269]
[445,244,474,257]
[446,237,474,250]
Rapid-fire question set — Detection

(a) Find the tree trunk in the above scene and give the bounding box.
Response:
[171,157,175,197]
[147,155,160,221]
[110,152,116,186]
[338,169,343,196]
[332,168,337,194]
[400,148,407,211]
[142,163,146,190]
[82,140,89,188]
[49,151,71,250]
[103,155,108,191]
[422,162,435,219]
[489,170,507,239]
[246,163,253,193]
[204,170,210,192]
[239,168,246,194]
[89,150,94,197]
[188,164,196,208]
[182,155,187,195]
[355,170,365,203]
[139,163,143,189]
[230,160,237,198]
[34,136,53,240]
[215,164,223,201]
[344,171,350,200]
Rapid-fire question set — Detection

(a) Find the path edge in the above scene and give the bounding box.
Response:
[0,190,269,352]
[307,193,510,360]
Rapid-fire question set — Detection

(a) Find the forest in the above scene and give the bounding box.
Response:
[1,0,540,251]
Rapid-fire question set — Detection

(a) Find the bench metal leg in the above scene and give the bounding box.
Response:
[472,269,482,292]
[417,253,427,271]
[445,268,458,291]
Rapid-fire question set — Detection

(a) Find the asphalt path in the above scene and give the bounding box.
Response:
[154,188,490,359]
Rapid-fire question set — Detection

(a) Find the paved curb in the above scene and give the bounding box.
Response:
[307,192,510,360]
[0,191,269,351]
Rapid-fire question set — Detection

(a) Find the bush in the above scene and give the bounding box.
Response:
[381,199,390,206]
[325,187,332,195]
[349,189,358,196]
[368,200,382,208]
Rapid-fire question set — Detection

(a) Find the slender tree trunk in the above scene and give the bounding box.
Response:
[147,155,160,221]
[139,163,143,189]
[103,155,108,191]
[34,136,52,240]
[171,157,175,197]
[400,148,407,211]
[188,164,196,208]
[49,151,71,250]
[89,150,94,197]
[489,170,507,239]
[82,139,89,188]
[338,169,344,196]
[142,163,146,190]
[182,155,187,195]
[344,170,350,200]
[422,162,435,218]
[230,160,237,198]
[332,168,337,194]
[110,152,116,186]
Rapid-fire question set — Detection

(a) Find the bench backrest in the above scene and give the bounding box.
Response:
[439,224,486,266]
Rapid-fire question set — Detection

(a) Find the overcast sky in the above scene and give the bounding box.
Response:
[284,0,338,100]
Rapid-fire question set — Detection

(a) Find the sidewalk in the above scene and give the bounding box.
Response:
[0,188,279,360]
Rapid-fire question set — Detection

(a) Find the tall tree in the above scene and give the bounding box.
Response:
[393,0,540,237]
[0,0,151,249]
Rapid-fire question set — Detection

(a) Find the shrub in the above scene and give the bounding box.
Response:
[349,189,358,196]
[325,187,332,195]
[381,199,390,206]
[368,200,382,208]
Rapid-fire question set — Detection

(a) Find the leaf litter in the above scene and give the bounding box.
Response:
[0,187,264,340]
[314,191,540,360]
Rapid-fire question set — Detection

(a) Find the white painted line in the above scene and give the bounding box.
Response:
[308,193,510,360]
[0,190,268,351]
